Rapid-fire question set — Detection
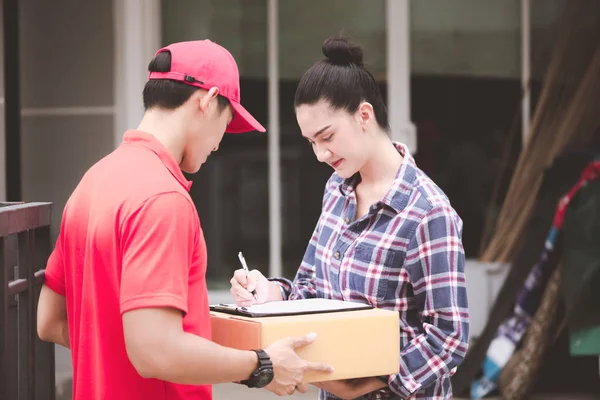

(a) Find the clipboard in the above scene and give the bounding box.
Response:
[209,298,373,318]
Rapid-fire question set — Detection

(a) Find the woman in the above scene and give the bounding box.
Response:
[230,36,469,400]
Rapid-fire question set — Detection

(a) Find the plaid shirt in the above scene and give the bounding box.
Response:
[273,143,469,400]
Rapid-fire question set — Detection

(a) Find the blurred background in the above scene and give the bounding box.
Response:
[1,0,599,399]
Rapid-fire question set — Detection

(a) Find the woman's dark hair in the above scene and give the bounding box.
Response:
[294,36,389,131]
[142,50,230,111]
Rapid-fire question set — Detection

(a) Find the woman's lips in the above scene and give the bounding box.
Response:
[330,159,343,168]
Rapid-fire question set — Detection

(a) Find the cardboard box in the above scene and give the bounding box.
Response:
[210,308,400,382]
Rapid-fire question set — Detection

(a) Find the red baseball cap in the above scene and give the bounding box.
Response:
[148,40,266,134]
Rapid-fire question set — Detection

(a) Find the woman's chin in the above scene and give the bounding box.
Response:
[334,166,356,179]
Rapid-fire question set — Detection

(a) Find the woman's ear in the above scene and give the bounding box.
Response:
[357,102,374,130]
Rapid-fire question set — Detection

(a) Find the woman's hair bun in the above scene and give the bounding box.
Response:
[322,36,364,67]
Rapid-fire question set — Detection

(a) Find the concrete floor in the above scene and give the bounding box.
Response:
[212,383,600,400]
[56,378,599,400]
[213,383,319,399]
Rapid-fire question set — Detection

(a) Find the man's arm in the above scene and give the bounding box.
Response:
[122,307,257,384]
[38,206,69,348]
[123,307,333,390]
[37,284,70,348]
[120,193,257,384]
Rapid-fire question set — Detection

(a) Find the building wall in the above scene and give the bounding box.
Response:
[19,0,115,241]
[17,0,115,393]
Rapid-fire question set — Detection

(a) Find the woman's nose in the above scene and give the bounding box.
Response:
[315,148,332,163]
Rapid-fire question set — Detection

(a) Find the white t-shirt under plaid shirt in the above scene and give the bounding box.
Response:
[271,142,470,400]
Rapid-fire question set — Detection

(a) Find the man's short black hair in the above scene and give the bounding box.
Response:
[143,50,231,112]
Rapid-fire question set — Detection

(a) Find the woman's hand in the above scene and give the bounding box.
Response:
[229,269,283,306]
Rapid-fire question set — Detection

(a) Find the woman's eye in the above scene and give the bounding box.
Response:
[322,134,334,142]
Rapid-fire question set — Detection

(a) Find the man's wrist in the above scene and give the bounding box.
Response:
[241,349,274,388]
[243,350,259,380]
[232,350,259,384]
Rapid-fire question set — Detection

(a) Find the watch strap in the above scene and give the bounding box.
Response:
[253,349,273,368]
[240,349,273,388]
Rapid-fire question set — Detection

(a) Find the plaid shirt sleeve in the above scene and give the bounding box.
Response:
[387,205,470,398]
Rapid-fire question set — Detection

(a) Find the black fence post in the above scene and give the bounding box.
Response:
[0,202,55,400]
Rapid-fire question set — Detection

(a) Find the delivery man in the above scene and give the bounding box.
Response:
[36,40,333,400]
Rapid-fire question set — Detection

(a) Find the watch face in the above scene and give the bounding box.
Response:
[255,368,274,388]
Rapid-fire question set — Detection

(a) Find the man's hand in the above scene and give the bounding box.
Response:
[230,269,282,306]
[313,377,387,399]
[264,333,334,396]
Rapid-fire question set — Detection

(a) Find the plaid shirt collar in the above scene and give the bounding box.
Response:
[338,141,417,214]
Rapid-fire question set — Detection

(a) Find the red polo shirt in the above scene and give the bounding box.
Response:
[44,130,212,400]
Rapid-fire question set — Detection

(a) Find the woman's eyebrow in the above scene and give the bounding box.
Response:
[309,125,332,139]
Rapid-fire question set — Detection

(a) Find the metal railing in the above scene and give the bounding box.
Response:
[1,202,55,400]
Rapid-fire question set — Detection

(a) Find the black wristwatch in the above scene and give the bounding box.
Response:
[241,349,274,388]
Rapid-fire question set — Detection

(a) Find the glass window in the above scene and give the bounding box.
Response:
[409,0,523,257]
[161,0,387,286]
[162,0,269,288]
[278,0,387,278]
[278,0,387,80]
[162,0,267,78]
[411,0,521,78]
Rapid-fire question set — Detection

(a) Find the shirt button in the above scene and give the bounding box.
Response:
[345,218,350,224]
[334,251,340,260]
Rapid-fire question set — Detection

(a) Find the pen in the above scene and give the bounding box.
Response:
[238,251,257,297]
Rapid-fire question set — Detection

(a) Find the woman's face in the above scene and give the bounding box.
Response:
[296,100,375,179]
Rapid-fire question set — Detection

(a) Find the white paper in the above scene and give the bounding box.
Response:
[214,298,371,316]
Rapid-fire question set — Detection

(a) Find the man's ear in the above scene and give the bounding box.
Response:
[198,87,220,115]
[356,101,374,131]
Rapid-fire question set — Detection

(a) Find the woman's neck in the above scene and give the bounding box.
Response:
[358,135,403,189]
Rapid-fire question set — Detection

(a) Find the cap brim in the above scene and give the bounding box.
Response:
[226,100,266,134]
